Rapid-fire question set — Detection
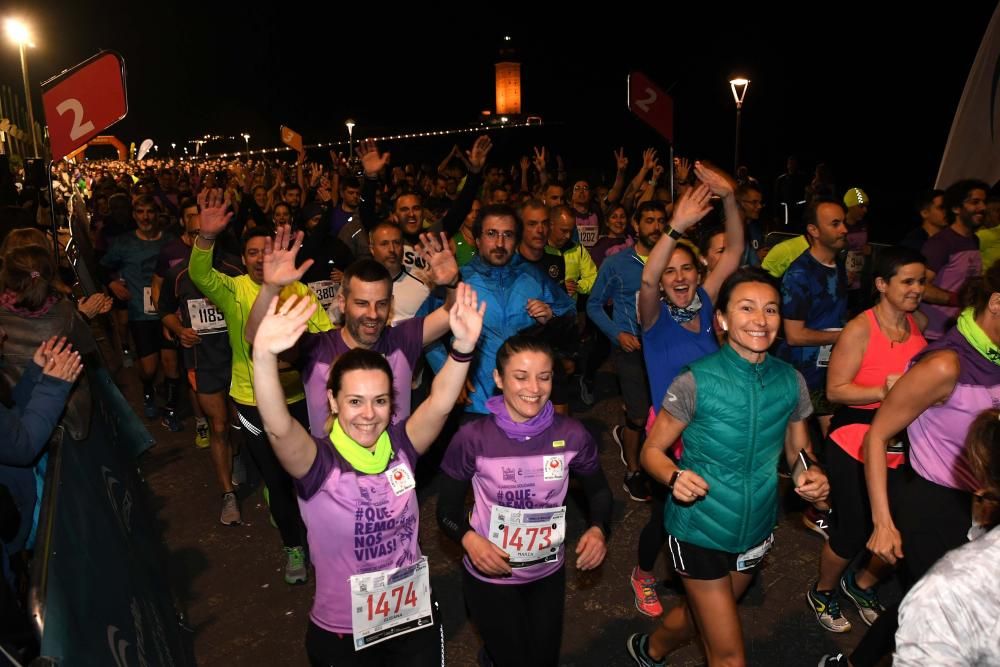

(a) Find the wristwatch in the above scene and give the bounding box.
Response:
[667,469,684,489]
[665,226,684,241]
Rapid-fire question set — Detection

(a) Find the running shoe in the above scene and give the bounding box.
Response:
[840,571,884,626]
[623,472,651,502]
[817,654,846,666]
[612,425,627,467]
[284,546,308,585]
[626,633,665,667]
[195,418,210,449]
[143,392,158,419]
[807,586,852,633]
[802,506,832,539]
[220,492,241,526]
[161,409,182,432]
[578,376,596,406]
[630,567,663,617]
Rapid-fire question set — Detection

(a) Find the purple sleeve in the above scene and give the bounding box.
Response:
[921,234,952,273]
[295,436,337,500]
[389,419,418,462]
[395,316,426,362]
[566,419,600,476]
[439,421,480,481]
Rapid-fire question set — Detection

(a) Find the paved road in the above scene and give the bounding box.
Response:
[129,362,892,666]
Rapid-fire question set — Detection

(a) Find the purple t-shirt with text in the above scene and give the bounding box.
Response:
[294,421,422,634]
[300,317,424,438]
[440,413,600,584]
[919,228,981,340]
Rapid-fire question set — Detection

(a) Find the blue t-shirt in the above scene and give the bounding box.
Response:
[778,250,847,390]
[100,231,174,321]
[642,286,718,408]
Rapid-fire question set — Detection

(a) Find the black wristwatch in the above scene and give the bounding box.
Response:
[666,226,684,241]
[667,469,684,489]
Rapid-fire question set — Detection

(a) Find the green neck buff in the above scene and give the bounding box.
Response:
[957,307,1000,366]
[328,418,392,474]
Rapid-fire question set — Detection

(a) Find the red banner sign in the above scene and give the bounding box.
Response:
[628,72,673,142]
[42,51,128,160]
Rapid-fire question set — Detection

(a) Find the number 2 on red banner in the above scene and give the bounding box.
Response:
[366,582,419,621]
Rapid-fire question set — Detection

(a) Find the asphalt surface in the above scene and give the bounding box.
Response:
[125,359,895,666]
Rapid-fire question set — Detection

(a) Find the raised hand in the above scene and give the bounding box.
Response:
[264,224,313,287]
[358,139,390,177]
[674,157,691,183]
[614,147,628,171]
[255,294,317,356]
[670,183,713,233]
[197,188,233,238]
[532,146,547,173]
[693,161,735,197]
[449,283,485,354]
[641,148,658,172]
[465,135,493,174]
[519,155,531,174]
[416,231,459,288]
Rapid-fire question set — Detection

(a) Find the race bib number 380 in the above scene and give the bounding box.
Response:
[489,505,566,567]
[350,557,433,651]
[308,280,339,310]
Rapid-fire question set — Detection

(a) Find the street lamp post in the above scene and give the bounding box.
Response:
[241,132,250,156]
[729,76,750,175]
[5,18,39,157]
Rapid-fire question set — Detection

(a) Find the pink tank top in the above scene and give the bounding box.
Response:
[853,309,927,410]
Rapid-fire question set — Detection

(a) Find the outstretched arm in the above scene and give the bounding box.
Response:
[245,224,313,344]
[251,295,320,479]
[406,283,484,453]
[696,162,744,301]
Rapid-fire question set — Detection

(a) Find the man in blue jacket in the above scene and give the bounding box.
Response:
[587,201,666,501]
[457,204,576,415]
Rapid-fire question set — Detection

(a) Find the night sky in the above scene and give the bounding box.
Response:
[2,3,996,234]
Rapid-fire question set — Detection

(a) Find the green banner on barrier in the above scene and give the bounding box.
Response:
[31,365,190,665]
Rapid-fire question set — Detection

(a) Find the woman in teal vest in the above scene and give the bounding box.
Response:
[627,267,830,667]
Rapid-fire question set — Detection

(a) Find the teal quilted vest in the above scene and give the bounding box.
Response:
[664,344,800,553]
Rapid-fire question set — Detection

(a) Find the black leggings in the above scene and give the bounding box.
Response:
[234,400,308,549]
[637,481,668,572]
[463,566,565,667]
[304,600,444,667]
[849,472,973,667]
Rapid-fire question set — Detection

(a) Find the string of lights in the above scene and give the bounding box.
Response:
[185,119,542,161]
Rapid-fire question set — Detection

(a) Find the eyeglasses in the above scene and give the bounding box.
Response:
[483,229,515,240]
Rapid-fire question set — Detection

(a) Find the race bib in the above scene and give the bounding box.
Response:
[736,534,773,571]
[308,280,339,310]
[845,250,865,274]
[578,223,599,247]
[816,328,843,368]
[385,462,416,496]
[350,557,433,651]
[187,298,227,334]
[142,286,155,315]
[488,505,566,567]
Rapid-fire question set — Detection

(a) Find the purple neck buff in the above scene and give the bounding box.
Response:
[486,395,554,441]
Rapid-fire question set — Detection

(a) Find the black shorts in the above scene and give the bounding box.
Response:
[187,367,231,396]
[128,320,164,359]
[825,442,904,561]
[666,533,773,580]
[613,347,650,426]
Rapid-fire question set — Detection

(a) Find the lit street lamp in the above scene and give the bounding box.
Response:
[5,18,39,157]
[171,142,176,156]
[729,76,750,175]
[241,132,250,155]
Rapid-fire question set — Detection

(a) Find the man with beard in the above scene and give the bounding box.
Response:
[358,136,490,282]
[588,201,666,502]
[457,204,576,416]
[369,221,429,325]
[919,179,990,341]
[246,233,462,439]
